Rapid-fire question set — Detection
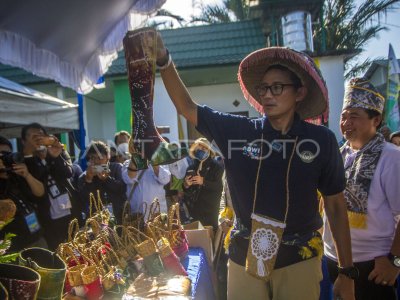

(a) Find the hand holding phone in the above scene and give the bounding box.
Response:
[94,164,110,174]
[184,170,196,187]
[186,170,195,178]
[41,135,57,146]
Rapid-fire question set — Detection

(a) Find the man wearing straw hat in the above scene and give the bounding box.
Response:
[323,78,400,300]
[153,34,354,299]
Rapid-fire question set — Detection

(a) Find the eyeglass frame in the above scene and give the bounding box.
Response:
[86,153,107,162]
[255,83,300,96]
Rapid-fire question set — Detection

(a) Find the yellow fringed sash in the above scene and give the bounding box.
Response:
[219,207,234,252]
[347,211,367,229]
[224,227,233,252]
[298,235,323,260]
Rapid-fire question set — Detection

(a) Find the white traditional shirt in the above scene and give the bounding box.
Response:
[324,142,400,262]
[122,162,171,221]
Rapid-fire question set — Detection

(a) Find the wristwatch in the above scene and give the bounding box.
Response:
[387,253,400,267]
[338,266,359,279]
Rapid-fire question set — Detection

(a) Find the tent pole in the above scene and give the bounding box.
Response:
[77,93,87,170]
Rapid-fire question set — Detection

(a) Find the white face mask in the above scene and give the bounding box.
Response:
[117,143,129,154]
[117,143,130,160]
[36,145,46,151]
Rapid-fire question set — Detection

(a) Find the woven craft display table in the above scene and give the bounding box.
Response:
[122,247,215,300]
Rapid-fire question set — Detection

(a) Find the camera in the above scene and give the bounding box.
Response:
[41,135,56,146]
[93,164,110,174]
[0,151,25,171]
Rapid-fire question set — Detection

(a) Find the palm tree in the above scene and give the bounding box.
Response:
[147,8,186,29]
[167,0,399,77]
[190,0,250,24]
[314,0,400,78]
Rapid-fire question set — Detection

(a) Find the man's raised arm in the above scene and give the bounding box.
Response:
[156,33,198,126]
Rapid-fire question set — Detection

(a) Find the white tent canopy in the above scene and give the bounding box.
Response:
[0,0,165,94]
[0,76,78,138]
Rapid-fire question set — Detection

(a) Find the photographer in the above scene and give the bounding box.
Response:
[0,135,46,251]
[183,138,224,231]
[21,123,77,250]
[78,141,126,224]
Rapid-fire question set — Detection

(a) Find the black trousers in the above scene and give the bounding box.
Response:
[326,256,397,300]
[43,214,72,251]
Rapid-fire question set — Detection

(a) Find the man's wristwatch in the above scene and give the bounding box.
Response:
[338,266,359,279]
[387,253,400,267]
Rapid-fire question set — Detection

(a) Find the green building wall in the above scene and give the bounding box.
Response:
[113,79,132,132]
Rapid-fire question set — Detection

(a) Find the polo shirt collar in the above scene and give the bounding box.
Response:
[262,113,305,137]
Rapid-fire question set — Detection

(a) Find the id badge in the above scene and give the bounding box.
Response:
[49,184,61,198]
[54,193,72,210]
[24,212,41,233]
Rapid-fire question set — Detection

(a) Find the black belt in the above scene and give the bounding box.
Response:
[282,231,320,246]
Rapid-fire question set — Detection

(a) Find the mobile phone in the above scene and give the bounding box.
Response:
[186,170,195,177]
[41,135,56,146]
[93,164,109,174]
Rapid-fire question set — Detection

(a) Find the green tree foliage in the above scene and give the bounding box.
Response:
[191,0,250,24]
[153,0,399,77]
[314,0,400,78]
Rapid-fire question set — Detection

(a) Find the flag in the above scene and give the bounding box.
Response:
[384,44,400,131]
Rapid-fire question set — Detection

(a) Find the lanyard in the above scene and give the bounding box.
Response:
[251,133,298,224]
[8,191,31,215]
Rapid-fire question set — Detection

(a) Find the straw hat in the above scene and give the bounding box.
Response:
[189,138,214,159]
[238,47,328,120]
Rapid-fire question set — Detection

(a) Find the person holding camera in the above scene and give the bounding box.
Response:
[21,123,77,250]
[78,141,126,224]
[183,138,224,231]
[0,135,46,251]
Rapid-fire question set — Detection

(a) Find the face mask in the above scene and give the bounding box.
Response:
[194,149,209,161]
[36,145,46,151]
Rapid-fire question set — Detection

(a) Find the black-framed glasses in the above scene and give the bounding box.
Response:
[255,83,298,96]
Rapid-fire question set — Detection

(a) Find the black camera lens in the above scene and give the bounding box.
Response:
[0,152,24,168]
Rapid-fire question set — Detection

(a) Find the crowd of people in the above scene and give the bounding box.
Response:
[0,30,400,300]
[0,127,225,252]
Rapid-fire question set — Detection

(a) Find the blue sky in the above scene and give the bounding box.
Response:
[162,0,400,67]
[354,0,400,64]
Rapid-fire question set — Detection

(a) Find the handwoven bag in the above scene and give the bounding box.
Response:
[0,263,41,300]
[19,247,66,300]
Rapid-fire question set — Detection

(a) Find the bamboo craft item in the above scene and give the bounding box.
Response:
[147,223,187,276]
[125,226,165,276]
[89,191,110,226]
[122,201,147,231]
[105,226,130,260]
[57,243,86,287]
[168,203,189,260]
[98,245,126,291]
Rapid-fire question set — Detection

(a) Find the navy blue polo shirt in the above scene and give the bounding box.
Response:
[196,105,345,266]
